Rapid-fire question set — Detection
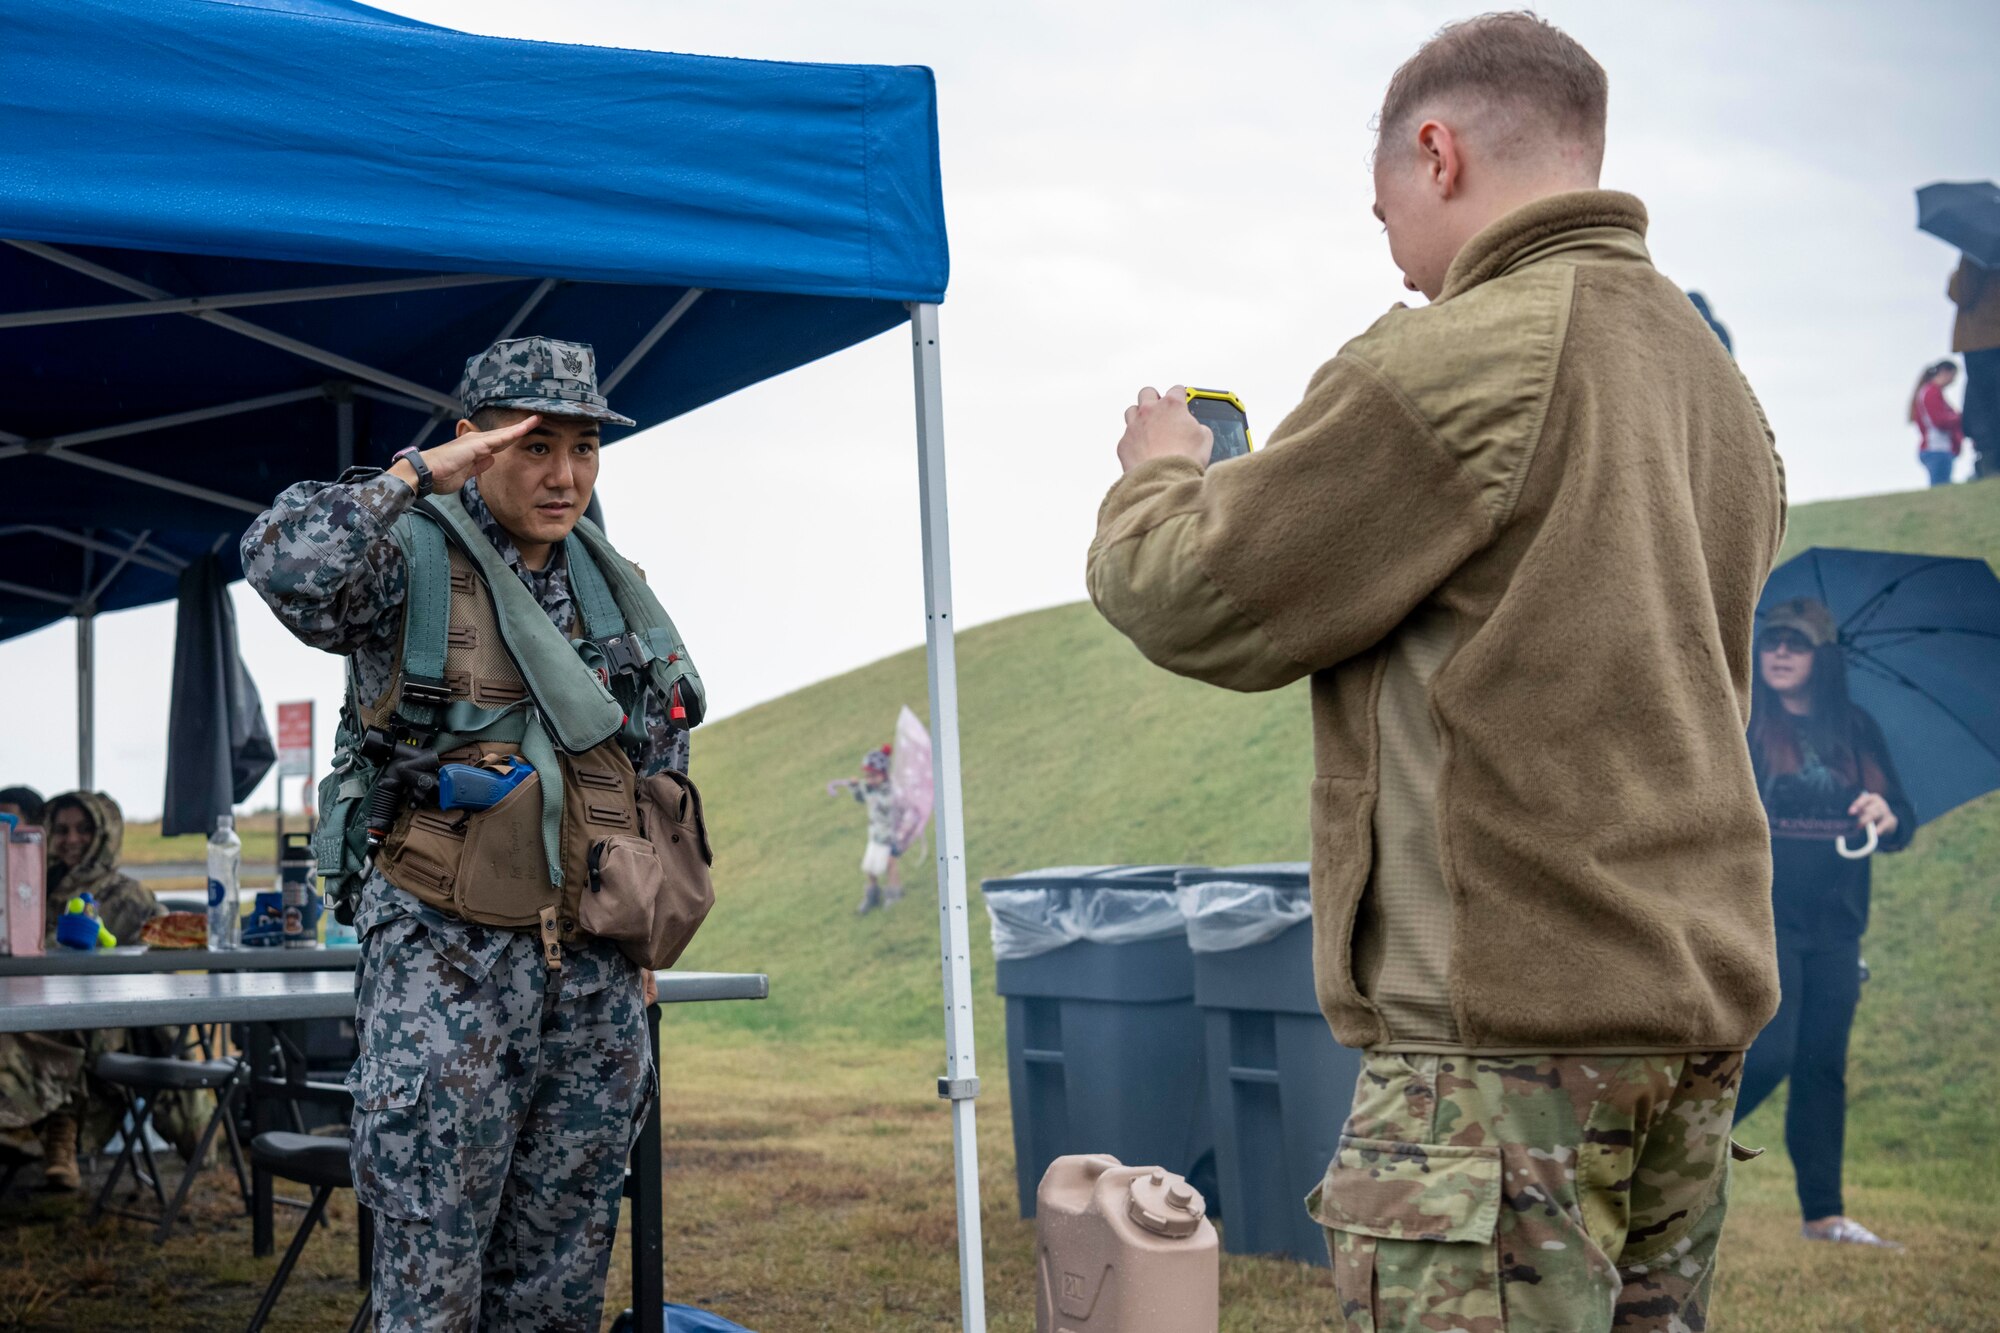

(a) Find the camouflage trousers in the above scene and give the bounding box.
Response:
[0,1027,162,1155]
[0,1033,88,1131]
[350,916,655,1333]
[1308,1050,1745,1332]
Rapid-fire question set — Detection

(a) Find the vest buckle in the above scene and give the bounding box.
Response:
[401,674,454,708]
[594,631,653,678]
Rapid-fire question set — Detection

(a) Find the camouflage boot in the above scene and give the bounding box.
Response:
[39,1114,79,1192]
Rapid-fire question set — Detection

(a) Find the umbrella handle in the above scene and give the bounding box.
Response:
[1836,823,1879,860]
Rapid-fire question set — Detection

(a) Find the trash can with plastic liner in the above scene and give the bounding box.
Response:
[1180,864,1357,1265]
[986,867,1218,1218]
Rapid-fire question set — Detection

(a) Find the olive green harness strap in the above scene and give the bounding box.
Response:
[564,535,626,639]
[389,512,453,730]
[568,517,707,727]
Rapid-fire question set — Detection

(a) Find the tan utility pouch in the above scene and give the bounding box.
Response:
[578,770,714,970]
[381,747,555,929]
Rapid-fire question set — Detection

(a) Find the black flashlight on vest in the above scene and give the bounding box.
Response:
[1186,388,1254,467]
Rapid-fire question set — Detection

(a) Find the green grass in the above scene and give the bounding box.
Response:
[121,810,280,867]
[1779,475,2000,563]
[5,480,1994,1331]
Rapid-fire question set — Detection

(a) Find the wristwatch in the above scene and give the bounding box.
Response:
[391,446,434,498]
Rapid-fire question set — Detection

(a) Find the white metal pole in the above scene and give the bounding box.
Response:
[910,302,986,1333]
[76,610,95,790]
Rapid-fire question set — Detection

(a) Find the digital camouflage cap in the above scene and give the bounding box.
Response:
[456,336,636,427]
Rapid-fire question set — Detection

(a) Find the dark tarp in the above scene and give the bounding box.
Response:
[161,556,276,834]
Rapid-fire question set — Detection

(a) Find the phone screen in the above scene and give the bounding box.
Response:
[1187,396,1252,465]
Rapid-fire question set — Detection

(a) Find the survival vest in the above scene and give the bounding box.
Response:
[314,493,703,945]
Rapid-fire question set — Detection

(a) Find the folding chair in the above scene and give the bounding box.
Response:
[243,1132,371,1333]
[89,1052,251,1242]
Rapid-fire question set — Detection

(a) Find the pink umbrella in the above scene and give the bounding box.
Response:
[890,706,933,851]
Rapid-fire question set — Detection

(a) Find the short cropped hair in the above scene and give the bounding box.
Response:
[0,785,44,825]
[1380,11,1608,168]
[469,405,525,432]
[466,406,600,433]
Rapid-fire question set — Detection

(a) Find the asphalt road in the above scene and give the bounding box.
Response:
[126,861,276,884]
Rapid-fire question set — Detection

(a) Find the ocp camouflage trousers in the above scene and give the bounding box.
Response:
[350,916,655,1333]
[1309,1050,1744,1332]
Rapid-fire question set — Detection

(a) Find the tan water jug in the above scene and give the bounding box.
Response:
[1035,1153,1218,1333]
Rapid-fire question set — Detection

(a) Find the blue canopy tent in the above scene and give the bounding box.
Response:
[0,1,986,1328]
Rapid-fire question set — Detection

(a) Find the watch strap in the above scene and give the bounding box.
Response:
[392,446,434,498]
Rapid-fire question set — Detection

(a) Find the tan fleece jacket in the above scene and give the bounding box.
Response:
[1950,258,2000,353]
[1087,191,1787,1054]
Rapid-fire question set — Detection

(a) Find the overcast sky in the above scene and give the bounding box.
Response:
[4,0,1995,820]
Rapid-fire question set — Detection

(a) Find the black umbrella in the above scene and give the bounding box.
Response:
[1917,180,2000,268]
[161,554,275,835]
[1761,547,2000,830]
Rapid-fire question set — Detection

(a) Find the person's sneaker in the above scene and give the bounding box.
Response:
[1802,1217,1902,1249]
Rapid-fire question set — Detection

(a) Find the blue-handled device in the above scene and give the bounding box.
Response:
[439,757,534,813]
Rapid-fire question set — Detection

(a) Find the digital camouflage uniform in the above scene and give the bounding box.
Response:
[241,339,676,1332]
[1309,1051,1746,1332]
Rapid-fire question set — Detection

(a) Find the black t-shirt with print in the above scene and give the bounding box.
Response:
[1753,706,1914,941]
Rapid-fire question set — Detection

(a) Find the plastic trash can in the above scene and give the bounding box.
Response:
[987,866,1218,1219]
[1179,864,1358,1266]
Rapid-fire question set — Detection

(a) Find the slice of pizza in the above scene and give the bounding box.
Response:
[140,912,209,950]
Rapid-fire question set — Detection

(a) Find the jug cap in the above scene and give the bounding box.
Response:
[1126,1169,1206,1239]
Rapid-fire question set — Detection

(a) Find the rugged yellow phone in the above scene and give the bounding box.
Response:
[1185,388,1253,466]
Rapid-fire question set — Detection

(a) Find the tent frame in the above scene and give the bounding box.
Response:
[910,302,987,1330]
[10,232,990,1326]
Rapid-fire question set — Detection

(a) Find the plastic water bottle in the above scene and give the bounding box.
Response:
[207,816,241,951]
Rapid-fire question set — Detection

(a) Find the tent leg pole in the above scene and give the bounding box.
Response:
[77,610,95,790]
[910,302,986,1333]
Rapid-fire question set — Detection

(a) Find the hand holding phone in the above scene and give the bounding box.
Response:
[1185,389,1254,466]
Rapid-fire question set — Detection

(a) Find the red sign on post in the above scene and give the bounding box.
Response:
[277,700,314,779]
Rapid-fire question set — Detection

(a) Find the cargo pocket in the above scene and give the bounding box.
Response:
[452,772,555,928]
[347,1053,432,1222]
[578,835,663,955]
[1307,1134,1504,1333]
[578,772,714,970]
[378,805,466,913]
[626,1059,660,1155]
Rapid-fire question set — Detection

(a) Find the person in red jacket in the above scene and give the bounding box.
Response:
[1910,358,1963,486]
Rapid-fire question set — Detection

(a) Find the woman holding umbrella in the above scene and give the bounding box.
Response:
[1738,596,1916,1248]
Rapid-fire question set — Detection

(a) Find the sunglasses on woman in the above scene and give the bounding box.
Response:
[1759,629,1815,655]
